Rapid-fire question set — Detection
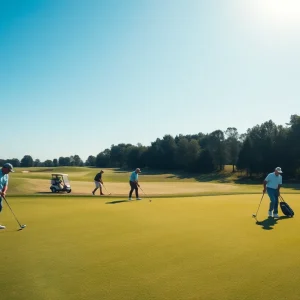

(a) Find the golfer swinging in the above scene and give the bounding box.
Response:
[129,168,142,200]
[92,170,105,196]
[263,167,283,218]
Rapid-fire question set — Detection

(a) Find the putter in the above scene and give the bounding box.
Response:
[103,184,111,196]
[3,196,26,230]
[252,193,265,221]
[139,186,152,202]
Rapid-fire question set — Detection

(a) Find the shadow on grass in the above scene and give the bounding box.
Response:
[106,199,129,204]
[256,216,291,230]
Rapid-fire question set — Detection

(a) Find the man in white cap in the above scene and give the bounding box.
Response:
[263,167,283,218]
[128,168,142,200]
[0,163,15,229]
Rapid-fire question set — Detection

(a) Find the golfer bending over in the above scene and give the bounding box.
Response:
[263,167,283,218]
[129,168,141,200]
[0,163,14,229]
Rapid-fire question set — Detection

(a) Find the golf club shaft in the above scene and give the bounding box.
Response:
[139,186,151,201]
[103,184,111,195]
[3,196,22,228]
[255,193,265,216]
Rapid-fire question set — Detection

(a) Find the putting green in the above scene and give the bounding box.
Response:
[0,195,299,300]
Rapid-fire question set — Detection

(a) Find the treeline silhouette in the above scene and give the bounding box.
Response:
[2,115,299,179]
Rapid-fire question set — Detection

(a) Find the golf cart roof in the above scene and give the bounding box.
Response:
[52,173,68,176]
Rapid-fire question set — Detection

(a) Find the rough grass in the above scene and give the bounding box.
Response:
[1,195,300,300]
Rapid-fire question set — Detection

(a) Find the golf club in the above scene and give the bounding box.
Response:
[3,196,26,230]
[103,184,111,196]
[252,193,265,221]
[139,186,152,202]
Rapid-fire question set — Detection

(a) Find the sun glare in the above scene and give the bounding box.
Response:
[234,0,300,32]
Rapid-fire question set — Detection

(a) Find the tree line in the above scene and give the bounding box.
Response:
[2,115,299,179]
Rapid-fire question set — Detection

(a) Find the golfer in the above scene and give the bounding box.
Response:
[129,168,141,200]
[263,167,283,218]
[0,163,14,229]
[92,170,105,196]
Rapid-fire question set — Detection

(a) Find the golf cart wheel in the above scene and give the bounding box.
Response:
[67,189,71,193]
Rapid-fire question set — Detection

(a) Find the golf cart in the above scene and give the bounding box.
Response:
[50,173,71,193]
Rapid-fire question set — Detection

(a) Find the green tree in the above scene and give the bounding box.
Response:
[21,155,34,167]
[207,130,226,171]
[85,155,96,166]
[44,160,53,167]
[225,127,240,172]
[53,159,58,167]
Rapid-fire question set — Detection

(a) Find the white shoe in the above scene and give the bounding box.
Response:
[273,214,279,218]
[0,225,6,229]
[128,198,132,201]
[137,198,142,200]
[268,211,273,217]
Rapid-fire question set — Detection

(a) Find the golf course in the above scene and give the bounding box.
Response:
[1,167,300,300]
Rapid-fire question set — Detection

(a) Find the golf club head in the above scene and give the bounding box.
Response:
[252,214,256,218]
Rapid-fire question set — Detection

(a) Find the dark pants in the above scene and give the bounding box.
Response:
[0,197,2,212]
[129,181,139,198]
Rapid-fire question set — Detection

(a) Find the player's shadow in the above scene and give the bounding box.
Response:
[106,200,129,204]
[256,216,291,230]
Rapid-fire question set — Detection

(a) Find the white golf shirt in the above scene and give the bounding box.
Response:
[265,172,282,189]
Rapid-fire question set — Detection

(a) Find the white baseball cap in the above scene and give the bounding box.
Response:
[275,167,283,173]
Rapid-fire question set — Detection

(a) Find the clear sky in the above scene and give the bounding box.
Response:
[1,0,300,161]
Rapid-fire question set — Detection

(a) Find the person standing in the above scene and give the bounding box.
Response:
[263,167,283,218]
[129,168,141,200]
[92,170,105,196]
[0,163,15,229]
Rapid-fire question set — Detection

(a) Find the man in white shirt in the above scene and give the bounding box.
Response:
[263,167,283,218]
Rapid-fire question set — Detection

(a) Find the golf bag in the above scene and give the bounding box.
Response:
[279,196,294,217]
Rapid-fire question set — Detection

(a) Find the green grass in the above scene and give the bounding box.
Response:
[10,166,251,183]
[1,195,300,300]
[8,167,300,196]
[2,167,300,299]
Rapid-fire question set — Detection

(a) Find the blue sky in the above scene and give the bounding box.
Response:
[1,0,300,161]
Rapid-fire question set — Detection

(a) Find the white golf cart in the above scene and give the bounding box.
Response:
[50,173,71,193]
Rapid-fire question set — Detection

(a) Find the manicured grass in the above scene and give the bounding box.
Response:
[7,167,300,196]
[1,195,300,300]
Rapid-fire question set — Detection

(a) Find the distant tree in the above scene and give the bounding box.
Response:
[21,155,34,167]
[34,159,41,167]
[70,155,83,166]
[175,137,189,169]
[126,146,148,169]
[207,130,226,171]
[44,160,53,167]
[6,158,20,167]
[53,159,58,167]
[85,155,96,166]
[110,144,133,167]
[197,149,215,173]
[96,149,111,167]
[58,157,71,166]
[225,127,240,172]
[236,137,254,176]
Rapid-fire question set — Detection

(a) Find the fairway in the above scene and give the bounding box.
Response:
[1,194,299,300]
[7,167,300,196]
